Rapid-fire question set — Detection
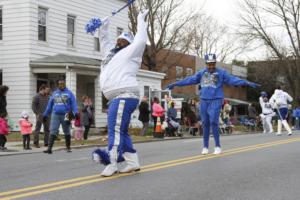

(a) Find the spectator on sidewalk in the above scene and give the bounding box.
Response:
[80,95,94,140]
[0,86,9,151]
[138,96,150,136]
[0,113,9,151]
[73,114,84,143]
[43,79,79,154]
[19,111,33,150]
[152,97,165,131]
[31,84,50,148]
[0,85,9,118]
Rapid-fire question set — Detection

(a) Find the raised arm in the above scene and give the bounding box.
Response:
[223,70,260,88]
[167,71,203,90]
[125,10,149,60]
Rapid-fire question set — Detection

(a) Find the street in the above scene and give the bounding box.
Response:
[1,133,300,200]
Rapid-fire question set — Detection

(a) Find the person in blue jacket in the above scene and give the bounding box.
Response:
[167,54,260,155]
[43,79,79,154]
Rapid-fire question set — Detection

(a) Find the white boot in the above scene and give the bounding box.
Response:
[119,152,140,173]
[277,120,282,135]
[201,148,209,155]
[101,147,118,177]
[282,120,292,135]
[213,147,222,155]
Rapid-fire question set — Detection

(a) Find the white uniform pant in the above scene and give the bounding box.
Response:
[260,113,274,133]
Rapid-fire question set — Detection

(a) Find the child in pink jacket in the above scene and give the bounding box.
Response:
[0,113,9,151]
[152,97,165,131]
[19,111,33,150]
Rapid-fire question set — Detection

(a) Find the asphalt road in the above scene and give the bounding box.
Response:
[1,133,300,200]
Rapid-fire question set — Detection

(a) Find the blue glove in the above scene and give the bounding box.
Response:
[166,83,176,90]
[247,81,261,88]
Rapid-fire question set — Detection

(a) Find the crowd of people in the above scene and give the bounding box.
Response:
[0,80,95,152]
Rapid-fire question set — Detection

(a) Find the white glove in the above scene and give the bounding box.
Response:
[137,10,149,30]
[98,16,110,37]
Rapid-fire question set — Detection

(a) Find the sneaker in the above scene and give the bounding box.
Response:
[263,130,267,134]
[288,132,292,136]
[201,148,209,155]
[101,164,118,177]
[213,147,222,155]
[34,144,40,148]
[276,132,282,136]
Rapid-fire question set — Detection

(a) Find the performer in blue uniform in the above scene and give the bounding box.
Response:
[167,54,260,155]
[92,10,149,177]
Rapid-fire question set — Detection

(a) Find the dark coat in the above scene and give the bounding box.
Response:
[80,103,94,126]
[138,101,150,123]
[0,96,7,117]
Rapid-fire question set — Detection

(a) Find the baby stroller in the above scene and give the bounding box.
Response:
[164,118,182,137]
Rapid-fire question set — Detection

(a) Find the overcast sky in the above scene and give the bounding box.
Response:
[183,0,239,26]
[181,0,268,62]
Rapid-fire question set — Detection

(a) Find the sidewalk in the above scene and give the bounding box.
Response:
[0,130,260,156]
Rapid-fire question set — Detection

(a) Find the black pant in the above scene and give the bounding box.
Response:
[84,126,90,140]
[22,134,30,149]
[0,135,7,147]
[152,116,164,131]
[33,115,50,146]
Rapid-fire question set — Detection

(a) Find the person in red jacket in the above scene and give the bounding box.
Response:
[0,113,9,151]
[19,111,33,150]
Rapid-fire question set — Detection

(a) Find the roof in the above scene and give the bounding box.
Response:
[30,54,101,66]
[225,98,250,105]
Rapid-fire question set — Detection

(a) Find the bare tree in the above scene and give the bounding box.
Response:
[181,14,244,63]
[239,0,300,98]
[128,0,196,70]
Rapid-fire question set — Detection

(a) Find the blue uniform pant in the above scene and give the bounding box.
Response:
[200,99,223,148]
[277,107,288,120]
[107,98,139,154]
[50,113,71,135]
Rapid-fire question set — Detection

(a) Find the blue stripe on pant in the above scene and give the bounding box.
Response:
[200,99,223,148]
[107,98,139,154]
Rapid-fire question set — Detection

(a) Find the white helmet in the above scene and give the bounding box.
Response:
[117,32,134,44]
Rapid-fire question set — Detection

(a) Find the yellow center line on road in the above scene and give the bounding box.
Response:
[1,137,300,200]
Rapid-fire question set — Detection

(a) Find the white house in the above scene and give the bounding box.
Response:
[0,0,165,128]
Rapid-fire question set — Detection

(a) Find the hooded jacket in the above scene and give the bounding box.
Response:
[98,15,148,100]
[43,88,78,116]
[269,89,293,109]
[171,68,253,100]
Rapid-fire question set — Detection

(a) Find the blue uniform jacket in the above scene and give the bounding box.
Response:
[172,68,252,100]
[43,88,78,116]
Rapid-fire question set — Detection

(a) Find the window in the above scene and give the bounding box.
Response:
[38,7,47,41]
[176,66,183,80]
[94,37,100,51]
[144,86,150,98]
[186,68,193,76]
[67,15,76,47]
[117,27,123,36]
[0,7,2,40]
[0,70,2,85]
